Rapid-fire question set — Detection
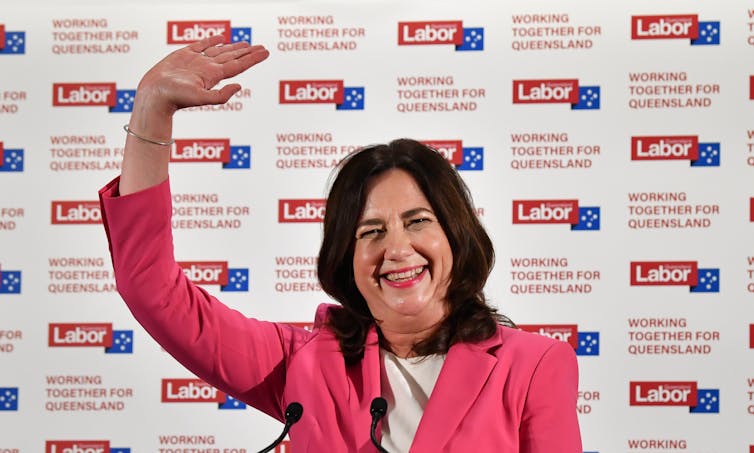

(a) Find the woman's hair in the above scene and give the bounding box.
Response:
[317,138,512,364]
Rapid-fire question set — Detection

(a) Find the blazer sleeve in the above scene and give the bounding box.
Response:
[519,340,583,452]
[98,177,308,422]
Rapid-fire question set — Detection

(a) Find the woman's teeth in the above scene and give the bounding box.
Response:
[384,267,424,282]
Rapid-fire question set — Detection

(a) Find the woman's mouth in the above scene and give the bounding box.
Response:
[381,266,427,287]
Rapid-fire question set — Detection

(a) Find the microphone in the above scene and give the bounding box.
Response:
[369,397,389,453]
[257,402,304,453]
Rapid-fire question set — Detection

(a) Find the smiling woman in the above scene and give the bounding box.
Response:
[98,36,582,452]
[353,169,454,358]
[318,140,507,363]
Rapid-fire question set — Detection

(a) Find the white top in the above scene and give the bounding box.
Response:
[379,349,446,453]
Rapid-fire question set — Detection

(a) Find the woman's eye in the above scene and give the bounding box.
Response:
[407,218,431,228]
[358,228,383,239]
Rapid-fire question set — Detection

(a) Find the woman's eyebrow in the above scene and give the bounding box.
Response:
[357,207,434,227]
[400,207,434,219]
[356,218,384,228]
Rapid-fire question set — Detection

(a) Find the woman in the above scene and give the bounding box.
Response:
[100,35,582,452]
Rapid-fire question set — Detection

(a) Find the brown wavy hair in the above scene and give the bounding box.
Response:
[317,139,512,364]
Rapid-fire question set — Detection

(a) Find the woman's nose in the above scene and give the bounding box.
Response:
[383,228,413,261]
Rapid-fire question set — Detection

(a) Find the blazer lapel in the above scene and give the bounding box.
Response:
[409,335,501,452]
[351,326,383,447]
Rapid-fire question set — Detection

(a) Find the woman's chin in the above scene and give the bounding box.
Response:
[378,295,444,325]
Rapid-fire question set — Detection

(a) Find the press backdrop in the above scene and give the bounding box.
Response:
[1,1,753,452]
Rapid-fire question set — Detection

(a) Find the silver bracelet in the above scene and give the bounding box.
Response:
[123,124,175,146]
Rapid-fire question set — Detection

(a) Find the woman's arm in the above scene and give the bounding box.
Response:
[100,36,300,419]
[100,178,305,421]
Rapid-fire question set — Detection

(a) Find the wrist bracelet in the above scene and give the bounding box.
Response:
[123,124,175,146]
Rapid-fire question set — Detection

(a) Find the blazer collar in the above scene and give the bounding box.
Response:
[410,331,503,451]
[358,324,504,452]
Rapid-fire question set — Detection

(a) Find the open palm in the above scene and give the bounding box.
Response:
[137,34,269,114]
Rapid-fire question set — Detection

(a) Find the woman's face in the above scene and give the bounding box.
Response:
[352,169,453,335]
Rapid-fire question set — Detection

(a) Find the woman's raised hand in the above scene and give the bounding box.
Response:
[136,34,270,116]
[119,35,268,196]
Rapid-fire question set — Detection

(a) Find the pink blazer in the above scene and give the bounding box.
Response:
[99,177,582,452]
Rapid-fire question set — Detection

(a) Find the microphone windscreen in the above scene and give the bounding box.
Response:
[285,402,303,423]
[370,397,387,417]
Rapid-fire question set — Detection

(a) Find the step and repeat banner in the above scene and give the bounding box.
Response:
[1,1,753,451]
